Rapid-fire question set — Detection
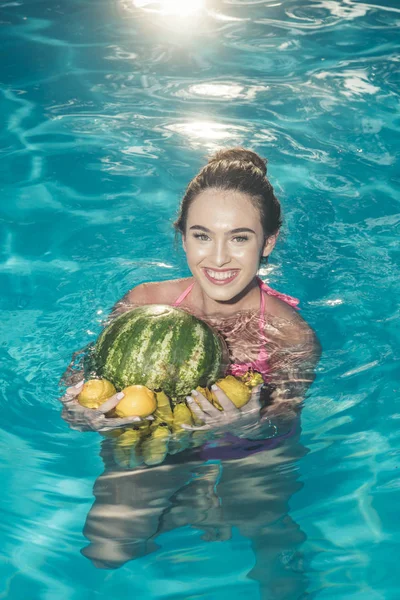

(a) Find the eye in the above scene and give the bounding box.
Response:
[193,233,210,241]
[232,235,249,243]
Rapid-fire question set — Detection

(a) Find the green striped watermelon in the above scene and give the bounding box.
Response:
[94,305,227,401]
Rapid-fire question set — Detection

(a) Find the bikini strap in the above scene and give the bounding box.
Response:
[257,277,300,310]
[258,276,300,334]
[172,281,195,307]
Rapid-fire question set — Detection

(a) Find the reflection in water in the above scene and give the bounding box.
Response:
[190,82,245,99]
[186,82,267,101]
[165,120,249,150]
[131,0,204,17]
[314,0,369,20]
[315,69,380,98]
[82,430,309,599]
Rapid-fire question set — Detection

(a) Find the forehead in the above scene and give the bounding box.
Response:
[187,189,262,229]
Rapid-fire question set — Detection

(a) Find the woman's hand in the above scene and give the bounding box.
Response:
[60,381,154,433]
[182,383,263,435]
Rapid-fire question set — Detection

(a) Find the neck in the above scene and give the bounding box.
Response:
[193,276,261,318]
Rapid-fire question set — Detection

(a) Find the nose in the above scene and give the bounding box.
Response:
[212,239,231,267]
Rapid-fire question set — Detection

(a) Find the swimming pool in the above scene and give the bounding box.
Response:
[1,0,399,597]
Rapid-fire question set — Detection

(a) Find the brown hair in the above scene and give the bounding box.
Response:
[173,147,282,239]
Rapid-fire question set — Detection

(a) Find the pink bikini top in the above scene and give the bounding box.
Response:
[173,276,300,382]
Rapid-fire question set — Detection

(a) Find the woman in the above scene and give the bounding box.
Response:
[62,148,321,590]
[61,147,320,438]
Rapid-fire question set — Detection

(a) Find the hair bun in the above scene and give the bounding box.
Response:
[208,147,267,176]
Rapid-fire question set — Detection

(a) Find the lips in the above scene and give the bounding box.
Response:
[202,268,240,285]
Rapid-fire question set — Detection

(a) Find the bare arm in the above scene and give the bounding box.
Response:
[59,346,88,390]
[262,317,321,431]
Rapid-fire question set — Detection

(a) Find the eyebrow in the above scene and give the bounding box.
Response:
[189,225,256,235]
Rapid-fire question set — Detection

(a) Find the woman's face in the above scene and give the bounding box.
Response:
[183,188,277,302]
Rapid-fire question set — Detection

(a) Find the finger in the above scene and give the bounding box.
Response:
[186,397,207,423]
[245,384,263,412]
[101,416,142,428]
[96,391,125,414]
[61,394,77,406]
[69,423,86,432]
[210,385,237,415]
[181,423,209,431]
[65,380,85,399]
[61,406,72,420]
[65,403,86,415]
[190,390,208,412]
[191,390,221,417]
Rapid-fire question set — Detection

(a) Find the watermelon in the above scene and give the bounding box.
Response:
[93,305,228,401]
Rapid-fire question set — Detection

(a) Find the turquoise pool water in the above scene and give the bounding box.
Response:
[1,0,399,598]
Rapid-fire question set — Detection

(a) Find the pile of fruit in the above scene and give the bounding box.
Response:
[77,371,264,468]
[92,304,228,399]
[76,304,264,467]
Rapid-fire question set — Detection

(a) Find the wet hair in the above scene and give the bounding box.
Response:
[173,147,282,240]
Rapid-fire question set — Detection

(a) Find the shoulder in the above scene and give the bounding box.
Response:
[264,293,320,352]
[264,292,300,321]
[117,278,192,309]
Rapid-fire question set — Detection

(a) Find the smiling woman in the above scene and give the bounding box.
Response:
[61,147,320,435]
[59,150,320,578]
[181,190,276,304]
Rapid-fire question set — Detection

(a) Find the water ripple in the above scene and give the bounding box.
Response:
[1,0,400,597]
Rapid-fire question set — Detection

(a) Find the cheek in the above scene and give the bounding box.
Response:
[231,243,260,262]
[185,243,207,261]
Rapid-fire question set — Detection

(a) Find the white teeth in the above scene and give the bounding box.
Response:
[205,269,238,280]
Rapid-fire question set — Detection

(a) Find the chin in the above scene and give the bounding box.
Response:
[199,277,246,302]
[207,288,237,302]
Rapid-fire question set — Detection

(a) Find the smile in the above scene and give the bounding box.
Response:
[203,268,240,285]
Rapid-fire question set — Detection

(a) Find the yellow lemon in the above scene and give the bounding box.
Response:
[113,429,143,469]
[141,424,171,466]
[101,428,125,439]
[115,385,157,418]
[172,403,193,430]
[212,375,251,409]
[240,370,264,388]
[115,428,142,448]
[154,390,174,425]
[77,379,116,409]
[195,386,213,401]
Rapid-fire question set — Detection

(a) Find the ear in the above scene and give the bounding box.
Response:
[182,234,187,253]
[261,232,279,258]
